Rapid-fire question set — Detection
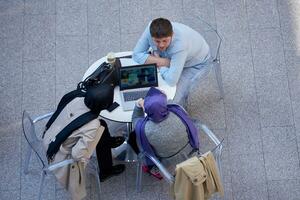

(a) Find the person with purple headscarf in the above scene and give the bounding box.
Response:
[129,87,199,179]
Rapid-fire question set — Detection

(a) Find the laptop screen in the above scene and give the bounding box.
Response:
[119,64,158,90]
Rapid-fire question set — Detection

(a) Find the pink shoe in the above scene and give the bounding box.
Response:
[142,165,163,180]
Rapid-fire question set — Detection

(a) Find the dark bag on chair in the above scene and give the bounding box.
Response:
[77,58,121,91]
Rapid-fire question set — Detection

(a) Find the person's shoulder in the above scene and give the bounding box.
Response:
[79,118,101,132]
[169,22,189,49]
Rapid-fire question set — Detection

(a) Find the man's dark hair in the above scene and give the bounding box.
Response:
[150,18,173,38]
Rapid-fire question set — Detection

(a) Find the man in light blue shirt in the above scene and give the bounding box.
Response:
[133,18,211,106]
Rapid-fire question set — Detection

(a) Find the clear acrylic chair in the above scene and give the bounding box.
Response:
[183,15,224,99]
[22,110,102,200]
[136,120,223,192]
[135,105,223,192]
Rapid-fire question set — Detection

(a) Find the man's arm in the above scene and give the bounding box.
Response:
[159,50,188,86]
[132,26,151,64]
[145,54,170,67]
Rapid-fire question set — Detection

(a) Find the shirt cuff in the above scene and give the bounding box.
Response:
[135,101,142,108]
[158,66,168,77]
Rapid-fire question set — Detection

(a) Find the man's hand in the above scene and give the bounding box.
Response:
[145,54,170,68]
[137,98,145,109]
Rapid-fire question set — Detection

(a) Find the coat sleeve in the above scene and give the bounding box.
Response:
[71,120,105,161]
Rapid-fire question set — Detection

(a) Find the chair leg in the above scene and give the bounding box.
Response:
[214,61,224,99]
[136,155,143,192]
[24,145,32,174]
[38,171,46,200]
[95,167,102,200]
[216,147,223,181]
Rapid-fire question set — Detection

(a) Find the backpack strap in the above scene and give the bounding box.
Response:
[45,89,85,132]
[46,111,98,162]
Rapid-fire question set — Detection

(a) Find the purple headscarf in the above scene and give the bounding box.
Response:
[135,87,199,166]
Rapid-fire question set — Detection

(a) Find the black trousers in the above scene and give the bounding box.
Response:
[95,119,113,173]
[127,130,140,155]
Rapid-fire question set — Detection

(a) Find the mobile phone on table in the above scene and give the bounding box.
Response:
[107,102,119,112]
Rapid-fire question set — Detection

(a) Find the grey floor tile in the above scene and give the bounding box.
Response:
[246,0,280,29]
[120,0,152,34]
[0,37,23,126]
[268,179,300,200]
[56,35,88,86]
[280,18,300,51]
[277,0,300,18]
[23,14,55,61]
[0,189,21,200]
[55,188,72,200]
[222,59,256,104]
[120,32,140,52]
[125,162,162,188]
[261,126,297,153]
[22,61,56,114]
[292,100,300,133]
[126,185,161,200]
[182,0,216,29]
[209,181,233,200]
[158,182,174,200]
[88,11,121,65]
[233,185,268,200]
[230,153,266,186]
[100,170,126,193]
[214,0,248,34]
[56,0,87,36]
[230,153,268,200]
[285,50,300,102]
[24,0,56,15]
[264,151,300,181]
[250,28,286,78]
[218,146,231,185]
[0,84,22,127]
[151,0,182,11]
[285,50,300,131]
[0,121,22,138]
[0,36,23,69]
[55,83,78,105]
[0,0,24,16]
[278,0,300,51]
[151,8,184,26]
[256,74,293,127]
[97,190,126,200]
[225,101,260,130]
[219,32,256,104]
[0,136,21,190]
[187,71,226,129]
[220,30,252,62]
[0,14,23,38]
[227,128,263,155]
[21,172,56,200]
[87,0,119,24]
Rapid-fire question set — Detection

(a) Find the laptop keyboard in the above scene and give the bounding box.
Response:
[123,90,148,101]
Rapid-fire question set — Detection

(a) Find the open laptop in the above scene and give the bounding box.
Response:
[119,63,158,111]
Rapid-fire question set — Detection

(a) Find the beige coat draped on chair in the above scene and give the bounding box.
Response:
[170,151,224,200]
[43,97,104,200]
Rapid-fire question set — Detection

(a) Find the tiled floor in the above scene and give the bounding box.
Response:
[1,0,300,199]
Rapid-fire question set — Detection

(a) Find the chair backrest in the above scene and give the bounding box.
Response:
[22,110,48,168]
[182,15,222,63]
[136,114,223,190]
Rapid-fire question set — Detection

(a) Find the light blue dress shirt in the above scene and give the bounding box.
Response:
[133,22,210,86]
